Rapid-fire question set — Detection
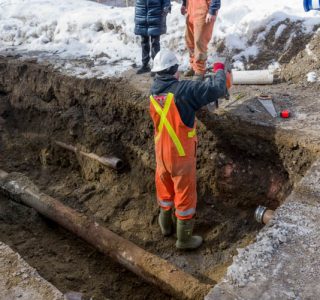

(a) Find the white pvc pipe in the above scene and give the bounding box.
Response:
[232,70,274,85]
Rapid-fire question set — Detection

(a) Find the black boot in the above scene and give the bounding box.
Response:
[136,64,151,74]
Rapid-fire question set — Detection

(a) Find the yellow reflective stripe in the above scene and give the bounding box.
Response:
[150,96,163,143]
[158,93,173,137]
[150,94,186,157]
[188,128,196,138]
[164,118,186,156]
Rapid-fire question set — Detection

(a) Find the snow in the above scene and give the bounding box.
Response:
[307,71,318,82]
[0,0,319,78]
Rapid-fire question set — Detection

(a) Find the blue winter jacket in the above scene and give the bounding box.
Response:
[134,0,171,36]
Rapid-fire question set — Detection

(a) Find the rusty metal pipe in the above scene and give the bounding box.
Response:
[0,170,210,300]
[55,141,124,170]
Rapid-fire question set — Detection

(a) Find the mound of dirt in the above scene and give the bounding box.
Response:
[216,19,319,72]
[281,29,320,83]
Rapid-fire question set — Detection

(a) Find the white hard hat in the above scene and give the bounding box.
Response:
[151,49,179,73]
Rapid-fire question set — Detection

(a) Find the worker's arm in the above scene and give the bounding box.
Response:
[208,0,220,16]
[177,70,226,110]
[174,70,226,127]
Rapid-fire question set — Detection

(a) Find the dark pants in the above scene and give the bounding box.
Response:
[141,35,160,66]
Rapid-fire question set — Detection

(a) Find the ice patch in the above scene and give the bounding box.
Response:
[275,24,287,40]
[307,71,318,82]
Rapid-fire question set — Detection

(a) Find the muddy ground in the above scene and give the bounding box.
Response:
[0,57,318,300]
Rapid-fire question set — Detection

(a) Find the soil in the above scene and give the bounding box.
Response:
[215,20,320,72]
[281,30,320,83]
[0,57,317,300]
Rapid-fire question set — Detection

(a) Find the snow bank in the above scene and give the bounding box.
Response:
[0,0,319,77]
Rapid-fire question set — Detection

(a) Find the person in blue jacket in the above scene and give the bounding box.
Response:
[134,0,171,75]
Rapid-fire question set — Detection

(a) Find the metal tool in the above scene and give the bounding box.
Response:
[258,94,277,118]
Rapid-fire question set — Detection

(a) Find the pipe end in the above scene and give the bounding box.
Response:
[254,206,267,224]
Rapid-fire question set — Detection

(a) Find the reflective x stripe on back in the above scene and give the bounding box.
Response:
[150,93,186,157]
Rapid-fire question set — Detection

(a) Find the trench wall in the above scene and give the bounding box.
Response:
[0,58,317,210]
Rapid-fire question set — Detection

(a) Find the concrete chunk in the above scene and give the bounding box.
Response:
[206,159,320,300]
[0,241,64,300]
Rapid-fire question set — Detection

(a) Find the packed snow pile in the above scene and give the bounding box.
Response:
[0,0,319,77]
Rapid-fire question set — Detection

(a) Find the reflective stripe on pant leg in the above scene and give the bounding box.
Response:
[172,158,197,220]
[155,165,175,211]
[176,207,196,217]
[158,199,174,209]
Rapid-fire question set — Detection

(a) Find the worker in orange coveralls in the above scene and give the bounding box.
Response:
[149,49,227,250]
[181,0,221,80]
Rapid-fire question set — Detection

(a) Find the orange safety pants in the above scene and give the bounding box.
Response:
[185,0,216,75]
[150,93,198,220]
[155,157,197,220]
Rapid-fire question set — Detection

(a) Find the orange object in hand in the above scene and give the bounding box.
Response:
[226,71,232,89]
[213,63,232,90]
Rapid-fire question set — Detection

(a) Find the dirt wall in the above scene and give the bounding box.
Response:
[0,57,317,299]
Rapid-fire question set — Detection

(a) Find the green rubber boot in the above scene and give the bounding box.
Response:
[158,208,173,236]
[175,219,203,250]
[171,210,177,228]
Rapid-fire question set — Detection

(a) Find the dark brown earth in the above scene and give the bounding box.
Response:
[0,57,318,300]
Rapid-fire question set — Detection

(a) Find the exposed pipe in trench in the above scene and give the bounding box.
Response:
[54,140,124,170]
[0,169,210,300]
[255,206,275,224]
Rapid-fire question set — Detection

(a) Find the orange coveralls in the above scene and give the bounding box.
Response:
[185,0,216,75]
[150,93,197,220]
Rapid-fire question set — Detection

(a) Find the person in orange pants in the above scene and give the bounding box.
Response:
[181,0,221,79]
[150,49,227,250]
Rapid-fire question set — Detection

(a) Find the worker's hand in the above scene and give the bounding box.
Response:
[213,62,225,73]
[205,13,216,24]
[181,5,186,15]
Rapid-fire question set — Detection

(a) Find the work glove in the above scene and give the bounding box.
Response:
[213,62,232,99]
[162,6,171,16]
[213,62,225,73]
[181,5,186,15]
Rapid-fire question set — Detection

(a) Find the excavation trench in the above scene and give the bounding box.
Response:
[0,58,317,299]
